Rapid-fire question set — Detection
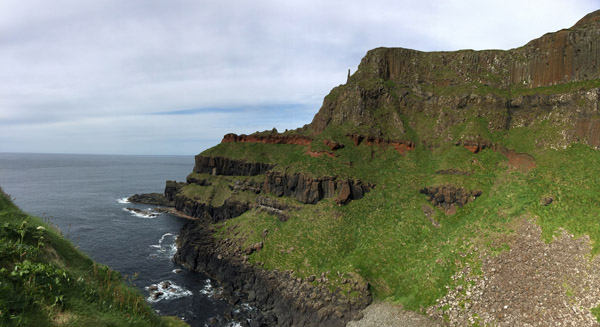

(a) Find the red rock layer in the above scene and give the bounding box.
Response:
[222,133,312,146]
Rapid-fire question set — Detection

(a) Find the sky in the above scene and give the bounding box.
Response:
[0,0,597,155]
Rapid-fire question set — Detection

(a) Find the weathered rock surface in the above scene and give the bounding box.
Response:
[174,196,250,222]
[165,180,185,202]
[309,10,600,150]
[128,193,173,206]
[194,155,274,176]
[264,171,373,205]
[420,185,482,214]
[347,134,414,154]
[174,219,371,327]
[222,133,312,146]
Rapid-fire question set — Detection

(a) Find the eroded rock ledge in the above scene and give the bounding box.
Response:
[194,155,274,176]
[264,171,373,205]
[420,185,482,215]
[222,133,312,146]
[347,133,414,154]
[174,219,371,327]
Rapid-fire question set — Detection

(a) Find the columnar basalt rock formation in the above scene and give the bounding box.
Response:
[193,155,274,176]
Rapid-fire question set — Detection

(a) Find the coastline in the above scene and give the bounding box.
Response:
[172,217,371,327]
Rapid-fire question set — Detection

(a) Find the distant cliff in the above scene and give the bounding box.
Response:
[310,10,600,149]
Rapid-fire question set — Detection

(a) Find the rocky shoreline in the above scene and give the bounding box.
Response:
[127,189,372,326]
[173,218,371,327]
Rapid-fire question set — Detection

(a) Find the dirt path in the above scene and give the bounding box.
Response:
[347,302,440,327]
[428,219,600,326]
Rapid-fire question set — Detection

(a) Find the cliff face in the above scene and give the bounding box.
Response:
[163,11,600,327]
[310,10,600,149]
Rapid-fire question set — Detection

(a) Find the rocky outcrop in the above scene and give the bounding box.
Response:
[194,155,274,176]
[174,196,250,222]
[174,219,371,327]
[254,196,301,221]
[222,133,312,146]
[420,185,482,214]
[165,180,185,202]
[229,179,263,194]
[347,134,414,154]
[309,11,600,151]
[263,171,373,205]
[324,139,345,151]
[128,193,173,206]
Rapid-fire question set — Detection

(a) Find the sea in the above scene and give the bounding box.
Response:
[0,152,233,327]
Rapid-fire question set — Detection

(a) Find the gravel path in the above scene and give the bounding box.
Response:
[428,219,600,326]
[346,302,440,327]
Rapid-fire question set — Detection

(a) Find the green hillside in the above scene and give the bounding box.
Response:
[0,188,187,327]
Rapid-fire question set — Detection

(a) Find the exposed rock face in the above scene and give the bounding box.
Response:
[420,186,482,214]
[309,10,600,150]
[164,180,185,202]
[324,139,345,151]
[347,134,414,154]
[174,196,250,222]
[254,196,300,221]
[264,171,373,205]
[128,193,173,206]
[194,155,274,176]
[222,133,312,146]
[174,219,371,327]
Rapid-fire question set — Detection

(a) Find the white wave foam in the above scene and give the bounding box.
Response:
[117,197,130,204]
[145,280,192,303]
[148,233,178,259]
[199,278,222,297]
[123,207,160,219]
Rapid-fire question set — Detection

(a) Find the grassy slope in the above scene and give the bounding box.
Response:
[200,116,600,313]
[0,189,187,327]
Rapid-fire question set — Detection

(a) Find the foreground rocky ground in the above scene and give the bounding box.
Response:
[428,219,600,327]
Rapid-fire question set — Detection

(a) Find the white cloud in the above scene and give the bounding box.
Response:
[0,0,597,154]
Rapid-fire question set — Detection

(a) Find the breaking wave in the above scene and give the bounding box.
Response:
[145,280,192,303]
[149,233,178,259]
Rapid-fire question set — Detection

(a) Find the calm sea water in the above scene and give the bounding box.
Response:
[0,152,230,326]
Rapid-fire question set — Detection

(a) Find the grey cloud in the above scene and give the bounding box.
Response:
[0,0,597,154]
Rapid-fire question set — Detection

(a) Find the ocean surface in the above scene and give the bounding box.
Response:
[0,152,231,326]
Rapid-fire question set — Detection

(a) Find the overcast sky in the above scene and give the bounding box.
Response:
[0,0,597,155]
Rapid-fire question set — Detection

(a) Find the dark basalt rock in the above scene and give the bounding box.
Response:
[264,171,373,205]
[194,156,274,176]
[420,185,482,214]
[174,196,250,222]
[174,219,371,327]
[165,180,185,202]
[128,193,173,206]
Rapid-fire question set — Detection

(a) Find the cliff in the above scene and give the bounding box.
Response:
[310,10,600,150]
[162,11,600,327]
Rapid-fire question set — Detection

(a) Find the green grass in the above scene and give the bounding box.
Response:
[0,188,187,327]
[199,122,600,312]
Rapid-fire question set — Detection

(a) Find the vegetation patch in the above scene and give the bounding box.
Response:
[0,189,186,327]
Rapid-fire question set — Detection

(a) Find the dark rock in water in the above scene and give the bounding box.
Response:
[174,219,371,327]
[128,193,173,206]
